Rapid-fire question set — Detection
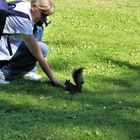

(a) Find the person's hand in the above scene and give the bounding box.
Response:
[51,79,66,89]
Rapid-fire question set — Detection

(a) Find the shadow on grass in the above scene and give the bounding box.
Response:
[0,78,64,96]
[99,57,140,89]
[104,57,140,71]
[0,97,140,139]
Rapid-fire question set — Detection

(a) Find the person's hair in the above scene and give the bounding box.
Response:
[31,0,55,15]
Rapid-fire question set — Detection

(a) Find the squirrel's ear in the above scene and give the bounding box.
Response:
[66,79,70,82]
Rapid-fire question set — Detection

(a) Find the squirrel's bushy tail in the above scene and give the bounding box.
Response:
[72,67,84,92]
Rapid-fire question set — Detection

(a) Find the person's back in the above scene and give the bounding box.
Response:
[0,1,32,61]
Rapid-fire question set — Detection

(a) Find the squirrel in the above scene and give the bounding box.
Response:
[65,67,84,95]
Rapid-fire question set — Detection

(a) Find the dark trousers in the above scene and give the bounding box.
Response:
[0,42,36,81]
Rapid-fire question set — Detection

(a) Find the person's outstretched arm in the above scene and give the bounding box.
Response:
[21,34,64,87]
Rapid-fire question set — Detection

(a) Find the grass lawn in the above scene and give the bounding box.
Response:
[0,0,140,139]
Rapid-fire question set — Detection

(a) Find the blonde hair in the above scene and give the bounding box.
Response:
[31,0,55,15]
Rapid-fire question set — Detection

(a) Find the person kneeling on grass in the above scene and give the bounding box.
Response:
[0,0,64,87]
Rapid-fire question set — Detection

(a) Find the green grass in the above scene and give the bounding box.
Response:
[0,0,140,139]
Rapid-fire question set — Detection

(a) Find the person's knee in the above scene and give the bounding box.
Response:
[38,42,48,57]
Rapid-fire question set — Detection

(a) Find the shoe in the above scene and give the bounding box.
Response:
[0,79,10,84]
[0,71,10,84]
[23,72,42,81]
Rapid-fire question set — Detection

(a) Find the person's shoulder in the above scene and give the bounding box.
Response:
[14,1,31,15]
[13,1,32,22]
